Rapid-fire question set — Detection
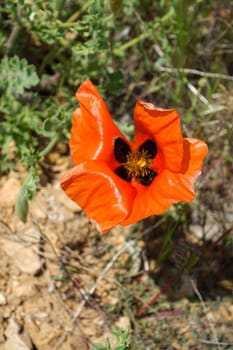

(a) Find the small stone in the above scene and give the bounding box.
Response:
[0,291,7,305]
[4,334,33,350]
[0,238,42,275]
[115,316,131,330]
[0,178,21,208]
[46,152,60,164]
[3,306,12,319]
[0,325,5,343]
[189,224,203,239]
[179,274,195,298]
[5,319,20,337]
[12,276,36,298]
[24,314,64,350]
[60,335,89,350]
[30,203,47,220]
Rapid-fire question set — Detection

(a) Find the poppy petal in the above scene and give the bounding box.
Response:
[121,138,208,226]
[70,80,127,165]
[180,138,208,179]
[133,101,183,172]
[60,160,136,234]
[121,171,192,226]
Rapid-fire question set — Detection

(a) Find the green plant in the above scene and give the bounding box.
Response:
[92,327,130,350]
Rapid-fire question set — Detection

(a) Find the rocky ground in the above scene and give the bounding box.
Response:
[0,149,233,350]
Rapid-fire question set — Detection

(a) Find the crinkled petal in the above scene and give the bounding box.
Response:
[121,138,208,226]
[133,101,183,172]
[180,138,208,180]
[61,160,136,234]
[121,171,192,226]
[70,79,127,165]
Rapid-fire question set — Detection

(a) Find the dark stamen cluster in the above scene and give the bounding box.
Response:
[114,138,158,186]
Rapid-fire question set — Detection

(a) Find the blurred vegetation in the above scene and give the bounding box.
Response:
[92,327,130,350]
[0,0,232,203]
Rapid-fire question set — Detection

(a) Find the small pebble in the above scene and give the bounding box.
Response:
[0,291,7,305]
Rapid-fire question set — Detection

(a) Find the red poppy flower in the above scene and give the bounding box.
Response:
[61,79,208,234]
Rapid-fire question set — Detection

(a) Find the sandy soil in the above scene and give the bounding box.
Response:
[0,153,233,350]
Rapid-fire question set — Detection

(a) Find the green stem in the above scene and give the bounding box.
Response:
[39,0,93,73]
[114,9,174,55]
[59,0,93,28]
[39,48,58,75]
[39,135,59,158]
[5,24,20,54]
[66,0,93,22]
[58,21,80,28]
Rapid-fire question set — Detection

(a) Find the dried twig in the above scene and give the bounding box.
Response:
[187,82,210,105]
[0,219,14,235]
[54,243,128,350]
[141,217,166,238]
[158,66,233,81]
[136,264,185,317]
[190,279,221,350]
[201,225,233,258]
[201,340,233,346]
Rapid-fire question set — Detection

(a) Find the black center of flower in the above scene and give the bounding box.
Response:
[114,137,131,163]
[114,137,158,186]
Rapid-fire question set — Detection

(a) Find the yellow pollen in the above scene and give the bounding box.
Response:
[125,150,153,178]
[137,159,146,168]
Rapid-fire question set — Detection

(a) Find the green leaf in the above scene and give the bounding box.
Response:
[15,186,29,223]
[0,55,39,95]
[92,327,130,350]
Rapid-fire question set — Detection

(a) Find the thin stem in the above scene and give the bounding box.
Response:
[191,279,221,350]
[66,0,93,23]
[54,244,127,350]
[39,48,58,75]
[201,225,233,258]
[5,24,20,54]
[114,10,173,55]
[39,135,59,158]
[38,0,93,73]
[58,21,80,28]
[136,264,185,317]
[158,66,233,81]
